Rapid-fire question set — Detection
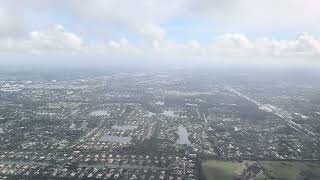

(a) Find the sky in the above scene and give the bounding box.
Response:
[0,0,320,66]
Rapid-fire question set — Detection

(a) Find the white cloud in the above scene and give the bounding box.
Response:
[64,0,181,41]
[255,34,320,57]
[0,25,320,61]
[0,1,320,63]
[66,0,182,25]
[212,33,320,58]
[0,24,85,55]
[152,33,320,60]
[0,7,26,38]
[209,33,254,57]
[63,0,320,32]
[29,24,84,54]
[137,24,166,41]
[184,0,320,31]
[2,0,320,37]
[96,37,143,57]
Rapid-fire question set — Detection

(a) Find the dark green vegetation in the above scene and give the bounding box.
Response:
[202,160,320,180]
[260,161,320,180]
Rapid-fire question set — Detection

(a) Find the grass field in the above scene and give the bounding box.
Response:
[202,160,320,180]
[202,160,246,180]
[260,161,320,180]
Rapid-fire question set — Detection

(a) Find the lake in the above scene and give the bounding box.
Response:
[70,123,76,129]
[176,125,191,145]
[90,110,109,116]
[99,134,132,143]
[162,110,178,117]
[112,125,137,131]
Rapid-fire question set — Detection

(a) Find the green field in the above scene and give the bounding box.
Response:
[260,161,320,180]
[202,160,246,180]
[202,160,320,180]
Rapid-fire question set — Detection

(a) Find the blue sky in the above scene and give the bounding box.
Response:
[0,0,320,65]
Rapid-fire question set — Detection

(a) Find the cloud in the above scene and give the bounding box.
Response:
[210,33,320,58]
[184,0,320,31]
[0,24,144,58]
[0,24,320,62]
[29,24,84,54]
[0,1,320,64]
[2,0,320,37]
[0,24,85,55]
[209,33,254,57]
[0,6,26,38]
[95,37,143,57]
[137,24,166,41]
[66,0,181,25]
[63,0,320,32]
[64,0,182,41]
[255,34,320,57]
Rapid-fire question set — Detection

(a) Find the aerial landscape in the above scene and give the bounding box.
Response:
[0,66,320,179]
[1,0,320,179]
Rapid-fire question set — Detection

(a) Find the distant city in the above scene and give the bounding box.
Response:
[0,66,319,179]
